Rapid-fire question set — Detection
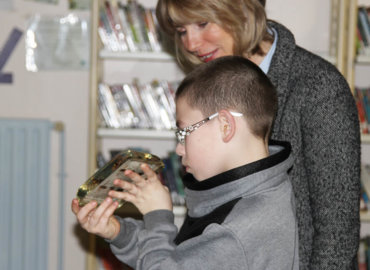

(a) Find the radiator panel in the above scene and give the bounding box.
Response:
[0,119,51,270]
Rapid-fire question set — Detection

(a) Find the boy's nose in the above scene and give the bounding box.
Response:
[175,142,185,156]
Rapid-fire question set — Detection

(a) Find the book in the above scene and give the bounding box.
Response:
[143,8,162,52]
[364,89,370,125]
[117,1,138,52]
[358,7,370,48]
[109,84,137,128]
[139,82,167,129]
[99,7,121,52]
[105,0,129,51]
[357,26,366,55]
[359,239,367,270]
[151,80,176,129]
[122,83,152,128]
[162,157,185,205]
[355,87,369,134]
[97,79,178,130]
[125,0,151,51]
[361,164,370,209]
[98,0,166,53]
[98,83,122,128]
[169,151,185,198]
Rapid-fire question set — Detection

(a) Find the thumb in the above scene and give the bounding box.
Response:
[71,198,81,215]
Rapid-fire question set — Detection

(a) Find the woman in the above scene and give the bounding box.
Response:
[156,0,361,269]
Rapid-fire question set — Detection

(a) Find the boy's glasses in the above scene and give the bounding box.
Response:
[175,111,243,145]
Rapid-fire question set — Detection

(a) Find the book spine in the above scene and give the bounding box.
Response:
[355,87,369,133]
[358,7,370,47]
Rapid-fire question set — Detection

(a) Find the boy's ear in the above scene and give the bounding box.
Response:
[218,110,236,142]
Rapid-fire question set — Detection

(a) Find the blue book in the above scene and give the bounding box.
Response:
[361,88,370,124]
[358,7,370,47]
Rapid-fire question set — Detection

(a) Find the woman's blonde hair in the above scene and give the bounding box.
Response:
[156,0,272,66]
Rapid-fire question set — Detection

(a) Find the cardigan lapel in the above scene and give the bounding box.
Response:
[266,21,296,138]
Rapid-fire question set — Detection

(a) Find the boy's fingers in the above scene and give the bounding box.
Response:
[71,198,80,215]
[91,197,118,224]
[77,201,97,221]
[141,164,156,180]
[102,200,119,221]
[113,179,138,194]
[110,189,136,203]
[124,169,144,184]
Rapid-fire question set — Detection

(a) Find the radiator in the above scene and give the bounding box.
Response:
[0,118,65,270]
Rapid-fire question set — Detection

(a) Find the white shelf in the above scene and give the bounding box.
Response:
[361,211,370,222]
[173,205,187,216]
[357,54,370,64]
[99,50,175,61]
[362,134,370,143]
[98,128,176,140]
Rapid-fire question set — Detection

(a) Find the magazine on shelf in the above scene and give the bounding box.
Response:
[98,84,122,128]
[105,0,129,51]
[139,82,165,129]
[98,79,179,130]
[99,9,116,51]
[110,84,137,128]
[355,87,369,134]
[122,83,152,128]
[117,1,138,52]
[143,8,162,52]
[98,0,165,53]
[357,7,370,56]
[152,80,176,129]
[125,0,151,51]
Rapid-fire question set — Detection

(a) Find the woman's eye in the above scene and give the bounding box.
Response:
[176,27,186,36]
[198,22,208,28]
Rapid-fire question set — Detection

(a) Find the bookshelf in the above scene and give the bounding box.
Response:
[97,128,175,139]
[87,0,185,269]
[99,49,174,61]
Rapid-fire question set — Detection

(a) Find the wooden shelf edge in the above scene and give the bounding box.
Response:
[99,50,175,61]
[97,128,176,140]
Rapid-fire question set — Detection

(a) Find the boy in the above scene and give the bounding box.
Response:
[72,56,299,269]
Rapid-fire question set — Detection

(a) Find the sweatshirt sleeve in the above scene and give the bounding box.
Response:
[108,210,178,268]
[106,216,144,268]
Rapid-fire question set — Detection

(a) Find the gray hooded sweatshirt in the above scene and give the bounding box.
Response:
[108,141,299,270]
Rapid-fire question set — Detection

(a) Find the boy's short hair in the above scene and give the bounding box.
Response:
[176,56,277,141]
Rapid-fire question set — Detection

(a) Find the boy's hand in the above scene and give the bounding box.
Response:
[71,197,120,240]
[109,163,173,215]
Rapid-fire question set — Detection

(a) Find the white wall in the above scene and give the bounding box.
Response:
[0,1,89,270]
[265,0,331,54]
[0,0,350,269]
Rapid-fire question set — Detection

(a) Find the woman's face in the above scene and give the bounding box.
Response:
[176,22,234,63]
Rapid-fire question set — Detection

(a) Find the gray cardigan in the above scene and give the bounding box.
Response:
[108,142,299,270]
[268,22,361,269]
